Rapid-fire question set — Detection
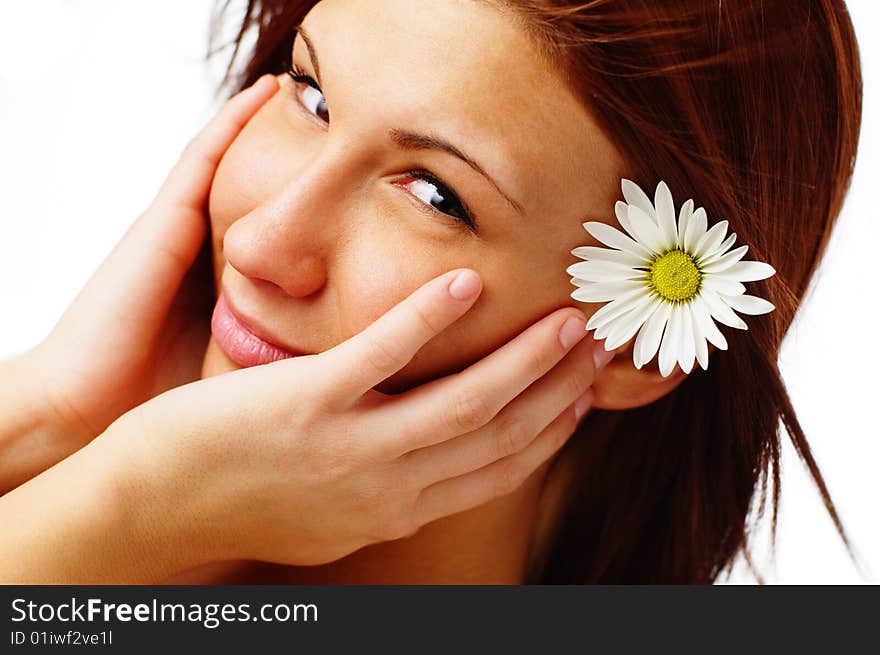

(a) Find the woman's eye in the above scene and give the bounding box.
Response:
[287,64,329,123]
[397,170,477,232]
[285,63,474,233]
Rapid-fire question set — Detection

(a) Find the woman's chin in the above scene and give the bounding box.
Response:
[200,336,243,379]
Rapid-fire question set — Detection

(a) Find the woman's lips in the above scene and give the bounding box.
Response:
[211,292,304,367]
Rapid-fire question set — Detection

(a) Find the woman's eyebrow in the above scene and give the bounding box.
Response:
[294,24,525,218]
[389,129,525,217]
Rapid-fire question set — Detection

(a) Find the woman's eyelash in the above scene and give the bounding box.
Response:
[287,63,319,90]
[286,63,330,124]
[285,62,477,233]
[401,169,478,233]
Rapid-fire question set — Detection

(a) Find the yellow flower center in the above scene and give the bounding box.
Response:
[648,249,702,303]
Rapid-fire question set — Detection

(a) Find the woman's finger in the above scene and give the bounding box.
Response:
[398,334,598,486]
[52,75,279,344]
[413,391,593,527]
[318,269,483,408]
[369,306,589,457]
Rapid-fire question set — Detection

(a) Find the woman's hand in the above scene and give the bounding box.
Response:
[118,268,608,570]
[1,75,280,486]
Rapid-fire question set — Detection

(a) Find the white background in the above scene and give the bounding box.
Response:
[0,1,876,583]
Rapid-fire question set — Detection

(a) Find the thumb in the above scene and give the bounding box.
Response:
[317,268,483,409]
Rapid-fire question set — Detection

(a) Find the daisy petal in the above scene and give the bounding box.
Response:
[595,301,650,340]
[585,288,652,332]
[688,303,710,370]
[615,201,636,237]
[658,307,682,377]
[566,260,642,281]
[701,275,746,296]
[633,302,671,369]
[594,319,614,340]
[701,289,748,330]
[571,279,643,303]
[693,220,729,260]
[692,296,728,350]
[720,293,775,315]
[699,232,738,266]
[654,181,678,248]
[584,221,653,259]
[627,205,670,254]
[677,303,696,374]
[700,245,748,274]
[570,245,647,268]
[718,231,738,253]
[599,311,634,348]
[683,207,707,254]
[676,199,694,249]
[717,260,776,282]
[604,296,661,350]
[621,178,656,220]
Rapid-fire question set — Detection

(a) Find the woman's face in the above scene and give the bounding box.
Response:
[203,0,627,393]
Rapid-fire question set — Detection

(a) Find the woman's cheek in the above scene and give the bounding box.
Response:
[209,118,296,230]
[338,219,506,394]
[340,215,573,396]
[207,118,304,286]
[378,256,571,395]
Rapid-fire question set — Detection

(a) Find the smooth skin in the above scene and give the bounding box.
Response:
[0,75,605,583]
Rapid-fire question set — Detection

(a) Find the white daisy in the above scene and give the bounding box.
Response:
[567,179,776,377]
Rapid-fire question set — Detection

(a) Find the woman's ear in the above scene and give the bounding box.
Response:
[590,341,693,410]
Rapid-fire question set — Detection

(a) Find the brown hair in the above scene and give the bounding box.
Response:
[207,0,863,583]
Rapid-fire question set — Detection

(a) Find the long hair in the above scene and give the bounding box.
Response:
[206,0,863,583]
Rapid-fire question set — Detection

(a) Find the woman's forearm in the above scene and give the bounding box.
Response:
[0,352,81,495]
[0,411,220,583]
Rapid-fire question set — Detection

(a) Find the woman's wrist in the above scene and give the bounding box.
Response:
[94,408,240,575]
[0,351,86,494]
[0,411,220,583]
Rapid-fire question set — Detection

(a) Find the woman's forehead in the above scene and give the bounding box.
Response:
[302,0,626,222]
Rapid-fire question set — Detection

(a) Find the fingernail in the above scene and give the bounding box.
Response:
[448,269,481,300]
[558,315,587,349]
[574,389,594,421]
[593,339,615,370]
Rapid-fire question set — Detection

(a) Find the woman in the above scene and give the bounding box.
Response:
[0,0,862,583]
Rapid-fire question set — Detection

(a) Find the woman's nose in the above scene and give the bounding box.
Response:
[221,149,353,298]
